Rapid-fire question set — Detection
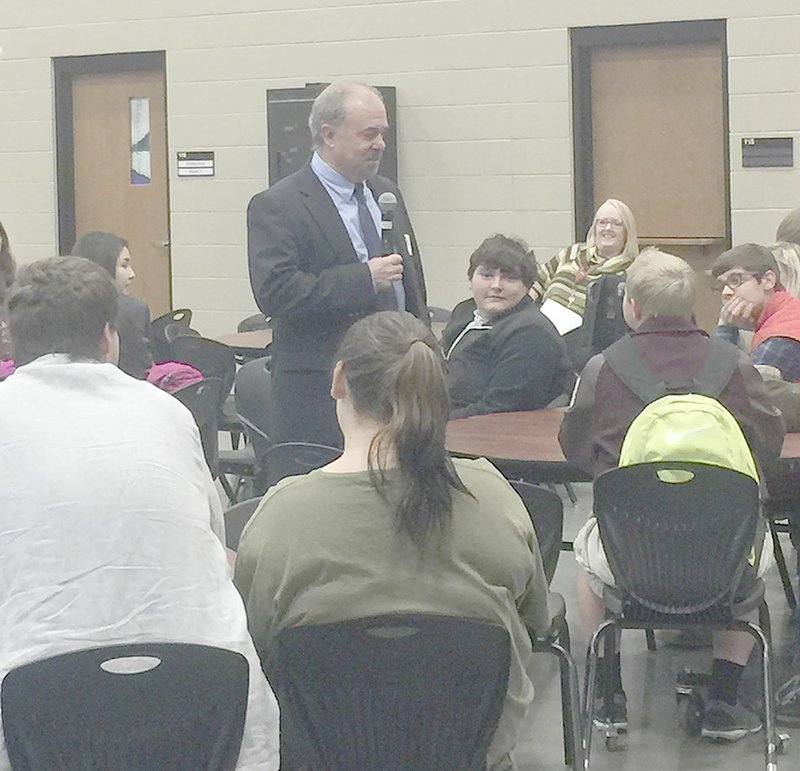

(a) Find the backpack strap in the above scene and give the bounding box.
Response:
[603,333,741,403]
[692,336,741,397]
[602,334,667,403]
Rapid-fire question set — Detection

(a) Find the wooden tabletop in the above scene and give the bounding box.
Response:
[445,408,592,483]
[445,408,800,482]
[446,409,569,463]
[782,432,800,459]
[215,329,272,351]
[215,320,447,354]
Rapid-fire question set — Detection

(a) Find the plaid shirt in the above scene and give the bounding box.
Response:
[717,325,800,381]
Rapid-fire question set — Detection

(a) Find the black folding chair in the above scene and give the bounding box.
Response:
[510,481,583,769]
[171,336,243,455]
[427,305,451,323]
[1,642,248,771]
[150,308,193,361]
[584,461,783,767]
[237,313,270,333]
[173,377,222,478]
[233,357,274,495]
[260,441,341,492]
[273,614,509,771]
[164,322,200,345]
[764,459,800,610]
[224,496,261,551]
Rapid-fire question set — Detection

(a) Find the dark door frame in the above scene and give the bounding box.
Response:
[569,19,729,241]
[53,51,167,253]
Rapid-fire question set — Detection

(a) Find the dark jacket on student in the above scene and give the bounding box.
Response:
[442,295,572,419]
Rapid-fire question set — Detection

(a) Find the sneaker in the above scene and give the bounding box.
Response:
[700,699,762,741]
[592,690,628,732]
[776,674,800,725]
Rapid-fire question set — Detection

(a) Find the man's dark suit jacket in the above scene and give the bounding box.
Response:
[117,294,153,379]
[247,162,427,446]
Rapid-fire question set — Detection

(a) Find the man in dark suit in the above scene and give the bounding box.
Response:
[247,81,427,446]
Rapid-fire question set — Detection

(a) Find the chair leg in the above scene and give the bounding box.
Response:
[582,619,617,769]
[742,617,780,771]
[218,474,237,505]
[563,482,579,506]
[769,520,797,610]
[552,637,584,770]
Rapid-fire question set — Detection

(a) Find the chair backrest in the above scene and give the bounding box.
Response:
[171,336,236,416]
[273,614,509,771]
[234,357,273,493]
[562,274,627,371]
[427,305,451,323]
[150,308,193,361]
[164,322,201,345]
[234,357,273,442]
[1,642,248,771]
[509,480,564,585]
[593,462,760,617]
[224,496,261,551]
[261,441,341,490]
[237,313,270,333]
[173,377,222,476]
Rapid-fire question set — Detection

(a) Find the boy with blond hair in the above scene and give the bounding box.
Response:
[560,248,783,740]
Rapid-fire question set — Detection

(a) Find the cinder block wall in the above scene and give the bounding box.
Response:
[1,1,798,333]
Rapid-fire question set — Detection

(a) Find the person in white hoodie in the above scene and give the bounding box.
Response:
[0,256,279,770]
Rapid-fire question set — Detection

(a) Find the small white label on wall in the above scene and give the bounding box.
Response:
[177,151,215,177]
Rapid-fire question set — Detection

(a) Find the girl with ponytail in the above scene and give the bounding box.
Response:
[235,311,550,769]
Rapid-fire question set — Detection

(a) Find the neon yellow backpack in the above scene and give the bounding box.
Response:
[604,335,757,480]
[604,334,764,566]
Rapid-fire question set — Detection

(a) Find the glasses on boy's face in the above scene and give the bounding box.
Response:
[710,271,762,293]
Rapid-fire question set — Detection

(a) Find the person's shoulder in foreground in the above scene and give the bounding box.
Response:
[0,256,280,770]
[443,234,571,418]
[560,247,784,476]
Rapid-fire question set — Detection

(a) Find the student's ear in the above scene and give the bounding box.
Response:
[101,323,120,365]
[762,269,778,291]
[630,296,644,322]
[330,361,347,399]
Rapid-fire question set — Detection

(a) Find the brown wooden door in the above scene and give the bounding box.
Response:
[72,69,171,316]
[591,42,726,240]
[588,39,728,330]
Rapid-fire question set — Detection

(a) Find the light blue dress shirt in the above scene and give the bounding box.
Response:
[310,152,406,310]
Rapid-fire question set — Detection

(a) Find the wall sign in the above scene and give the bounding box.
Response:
[177,151,215,177]
[742,137,793,168]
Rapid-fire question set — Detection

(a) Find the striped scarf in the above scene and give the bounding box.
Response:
[531,243,633,317]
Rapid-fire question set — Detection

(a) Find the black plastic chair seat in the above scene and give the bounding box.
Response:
[583,461,779,769]
[261,442,341,491]
[602,581,766,627]
[509,481,583,768]
[223,497,261,551]
[150,308,193,361]
[172,377,222,477]
[1,642,248,771]
[273,614,509,771]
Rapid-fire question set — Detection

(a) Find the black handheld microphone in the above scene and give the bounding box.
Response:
[378,192,398,254]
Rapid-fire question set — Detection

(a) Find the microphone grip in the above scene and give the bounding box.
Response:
[381,220,394,254]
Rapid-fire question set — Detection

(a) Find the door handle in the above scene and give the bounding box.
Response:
[154,238,170,248]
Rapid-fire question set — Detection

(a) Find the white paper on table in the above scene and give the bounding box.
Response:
[540,299,583,336]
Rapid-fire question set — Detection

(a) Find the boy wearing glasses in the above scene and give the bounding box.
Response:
[441,234,572,418]
[712,242,800,381]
